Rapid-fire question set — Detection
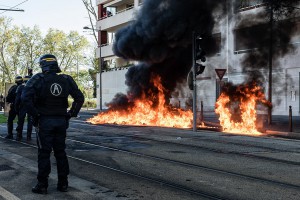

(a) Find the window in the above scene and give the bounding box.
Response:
[234,24,269,52]
[234,19,300,53]
[201,33,221,56]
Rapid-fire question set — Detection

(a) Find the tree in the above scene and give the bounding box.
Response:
[262,0,300,124]
[42,29,89,72]
[82,0,101,98]
[263,0,300,18]
[0,16,91,96]
[81,0,98,44]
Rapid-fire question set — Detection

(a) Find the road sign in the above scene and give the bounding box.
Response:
[215,69,227,80]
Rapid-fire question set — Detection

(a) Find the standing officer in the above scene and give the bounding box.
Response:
[15,75,33,141]
[22,54,84,194]
[5,76,23,139]
[0,94,4,111]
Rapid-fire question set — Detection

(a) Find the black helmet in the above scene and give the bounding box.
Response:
[15,76,23,84]
[23,75,31,83]
[39,54,61,73]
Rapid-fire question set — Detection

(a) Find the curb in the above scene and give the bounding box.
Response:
[265,130,300,139]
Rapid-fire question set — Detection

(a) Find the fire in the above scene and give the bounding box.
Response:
[215,83,270,135]
[87,75,193,128]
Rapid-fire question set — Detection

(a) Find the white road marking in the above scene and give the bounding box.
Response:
[0,186,21,200]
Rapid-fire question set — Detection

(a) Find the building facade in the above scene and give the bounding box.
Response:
[95,0,300,116]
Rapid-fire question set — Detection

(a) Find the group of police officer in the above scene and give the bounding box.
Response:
[5,75,33,141]
[4,54,84,194]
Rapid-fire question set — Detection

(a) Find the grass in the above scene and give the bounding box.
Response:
[0,114,7,123]
[0,114,18,123]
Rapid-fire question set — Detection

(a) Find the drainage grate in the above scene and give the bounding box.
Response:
[0,165,14,172]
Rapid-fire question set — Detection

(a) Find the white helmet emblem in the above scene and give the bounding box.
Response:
[50,83,62,96]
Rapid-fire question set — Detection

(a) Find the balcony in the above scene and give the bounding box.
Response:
[97,0,115,4]
[97,6,135,31]
[96,43,114,58]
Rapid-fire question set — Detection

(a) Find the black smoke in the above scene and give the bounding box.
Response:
[236,2,299,108]
[108,0,224,109]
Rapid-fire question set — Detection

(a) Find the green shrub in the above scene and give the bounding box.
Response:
[0,114,7,123]
[68,98,97,109]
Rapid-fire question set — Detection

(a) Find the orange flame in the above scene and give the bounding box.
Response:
[215,83,270,135]
[87,75,193,128]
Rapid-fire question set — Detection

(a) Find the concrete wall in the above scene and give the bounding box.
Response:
[97,69,128,109]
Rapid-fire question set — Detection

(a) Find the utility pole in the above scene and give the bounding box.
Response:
[268,3,273,125]
[99,27,102,111]
[192,32,197,132]
[192,32,206,131]
[83,26,102,111]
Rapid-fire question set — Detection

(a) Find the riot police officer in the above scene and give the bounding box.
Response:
[15,75,33,141]
[5,76,23,139]
[22,54,84,194]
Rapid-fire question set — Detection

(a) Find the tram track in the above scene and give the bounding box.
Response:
[67,138,300,190]
[70,120,300,166]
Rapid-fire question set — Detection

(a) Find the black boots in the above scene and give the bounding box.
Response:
[15,132,22,141]
[32,182,48,194]
[57,179,68,192]
[57,183,68,192]
[32,182,68,194]
[5,134,13,139]
[26,135,31,141]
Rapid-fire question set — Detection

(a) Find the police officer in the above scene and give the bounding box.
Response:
[5,76,23,139]
[0,94,4,111]
[22,54,84,194]
[15,75,33,141]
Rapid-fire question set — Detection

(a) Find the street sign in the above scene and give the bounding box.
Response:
[215,69,227,80]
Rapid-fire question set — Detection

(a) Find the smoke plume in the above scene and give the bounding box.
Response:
[110,0,223,109]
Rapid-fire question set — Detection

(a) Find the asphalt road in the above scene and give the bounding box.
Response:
[0,110,300,200]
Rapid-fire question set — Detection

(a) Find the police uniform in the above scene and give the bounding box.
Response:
[22,54,84,194]
[15,75,33,141]
[5,76,23,139]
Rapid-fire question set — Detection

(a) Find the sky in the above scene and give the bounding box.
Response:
[0,0,92,36]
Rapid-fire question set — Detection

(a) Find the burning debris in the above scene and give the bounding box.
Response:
[215,82,271,135]
[88,75,193,128]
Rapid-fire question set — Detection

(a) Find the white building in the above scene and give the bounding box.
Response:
[95,0,142,110]
[95,0,300,116]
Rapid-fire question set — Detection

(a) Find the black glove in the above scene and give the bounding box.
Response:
[32,115,39,127]
[66,113,72,129]
[66,112,72,120]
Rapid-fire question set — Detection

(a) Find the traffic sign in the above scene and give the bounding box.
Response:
[215,69,227,80]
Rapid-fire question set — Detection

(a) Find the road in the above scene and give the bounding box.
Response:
[0,110,299,200]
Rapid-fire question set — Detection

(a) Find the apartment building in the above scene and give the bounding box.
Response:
[95,0,300,116]
[95,0,142,110]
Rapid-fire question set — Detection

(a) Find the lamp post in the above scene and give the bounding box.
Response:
[83,26,102,111]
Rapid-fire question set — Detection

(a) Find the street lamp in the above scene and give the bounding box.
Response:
[83,26,102,111]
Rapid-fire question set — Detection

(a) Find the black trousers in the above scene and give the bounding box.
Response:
[36,116,69,184]
[16,107,33,137]
[7,104,18,135]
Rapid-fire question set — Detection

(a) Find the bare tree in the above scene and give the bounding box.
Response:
[263,0,300,18]
[262,0,300,124]
[82,0,98,44]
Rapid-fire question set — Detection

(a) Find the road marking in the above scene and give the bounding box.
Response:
[0,186,21,200]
